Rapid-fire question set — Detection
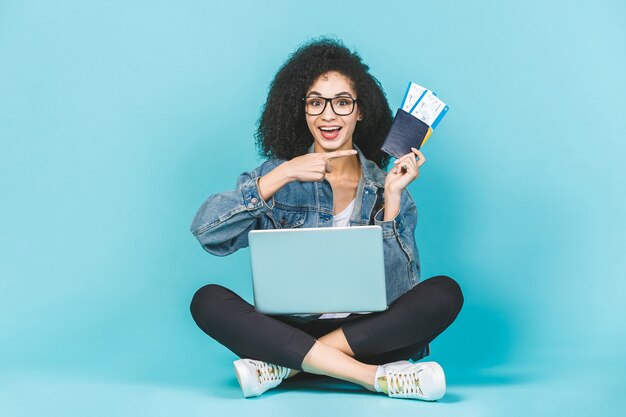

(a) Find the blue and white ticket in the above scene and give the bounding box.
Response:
[410,90,448,127]
[401,82,427,112]
[400,81,449,128]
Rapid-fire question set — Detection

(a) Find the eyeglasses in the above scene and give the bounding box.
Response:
[303,95,358,116]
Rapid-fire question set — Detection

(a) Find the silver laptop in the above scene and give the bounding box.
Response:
[248,226,388,315]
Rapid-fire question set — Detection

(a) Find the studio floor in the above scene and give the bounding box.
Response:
[1,360,622,417]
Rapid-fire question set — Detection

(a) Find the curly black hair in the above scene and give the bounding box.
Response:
[255,37,392,169]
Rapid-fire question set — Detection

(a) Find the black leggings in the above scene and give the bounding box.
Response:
[190,275,463,371]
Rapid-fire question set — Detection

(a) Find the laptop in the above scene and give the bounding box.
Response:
[248,225,388,315]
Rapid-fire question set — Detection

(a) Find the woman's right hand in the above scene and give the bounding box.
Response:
[280,149,358,182]
[257,149,357,202]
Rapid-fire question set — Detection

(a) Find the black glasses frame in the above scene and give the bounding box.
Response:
[302,96,358,116]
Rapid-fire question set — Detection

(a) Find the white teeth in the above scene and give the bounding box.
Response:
[320,127,340,131]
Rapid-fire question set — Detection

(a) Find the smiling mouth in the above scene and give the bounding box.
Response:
[319,126,342,139]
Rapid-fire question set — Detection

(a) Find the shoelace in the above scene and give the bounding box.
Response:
[252,361,289,385]
[387,368,424,396]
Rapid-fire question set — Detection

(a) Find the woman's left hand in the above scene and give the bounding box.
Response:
[384,147,426,195]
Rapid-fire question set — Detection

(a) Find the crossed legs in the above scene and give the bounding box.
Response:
[300,331,378,391]
[282,328,376,390]
[190,276,463,391]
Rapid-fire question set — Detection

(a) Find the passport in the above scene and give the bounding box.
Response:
[381,82,448,158]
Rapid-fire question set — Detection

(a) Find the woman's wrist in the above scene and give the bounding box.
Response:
[383,189,402,221]
[257,164,292,201]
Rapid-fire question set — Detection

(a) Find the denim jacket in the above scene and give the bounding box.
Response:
[190,145,421,307]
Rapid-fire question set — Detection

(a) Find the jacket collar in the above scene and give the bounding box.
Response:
[306,143,386,188]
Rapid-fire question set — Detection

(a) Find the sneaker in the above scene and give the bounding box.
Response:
[233,359,291,398]
[378,361,446,401]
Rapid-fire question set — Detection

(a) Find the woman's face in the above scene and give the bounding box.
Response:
[305,71,362,153]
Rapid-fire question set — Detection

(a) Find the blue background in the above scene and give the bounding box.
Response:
[1,1,624,416]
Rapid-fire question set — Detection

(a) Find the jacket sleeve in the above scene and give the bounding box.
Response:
[373,189,421,289]
[190,167,275,256]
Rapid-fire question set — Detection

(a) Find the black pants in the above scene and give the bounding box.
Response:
[190,275,463,371]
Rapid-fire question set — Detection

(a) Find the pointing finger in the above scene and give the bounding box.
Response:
[323,149,358,160]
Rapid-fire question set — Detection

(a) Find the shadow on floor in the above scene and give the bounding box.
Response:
[272,368,532,399]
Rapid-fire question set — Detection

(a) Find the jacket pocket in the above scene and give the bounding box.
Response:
[269,207,306,229]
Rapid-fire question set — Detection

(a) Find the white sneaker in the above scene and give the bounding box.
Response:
[233,359,291,398]
[378,361,446,401]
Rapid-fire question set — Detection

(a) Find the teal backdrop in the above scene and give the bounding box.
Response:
[1,1,624,415]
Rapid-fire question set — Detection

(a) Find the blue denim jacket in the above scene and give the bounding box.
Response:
[191,145,421,307]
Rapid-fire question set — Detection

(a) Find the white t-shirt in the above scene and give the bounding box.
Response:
[331,198,356,228]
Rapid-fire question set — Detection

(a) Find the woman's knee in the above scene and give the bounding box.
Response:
[424,275,464,318]
[189,284,233,330]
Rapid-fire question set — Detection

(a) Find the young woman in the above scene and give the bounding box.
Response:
[189,38,463,400]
